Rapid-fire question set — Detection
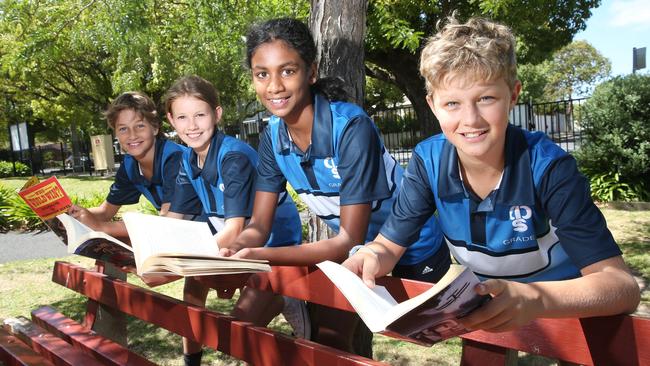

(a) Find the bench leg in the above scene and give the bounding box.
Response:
[84,261,127,346]
[461,339,518,366]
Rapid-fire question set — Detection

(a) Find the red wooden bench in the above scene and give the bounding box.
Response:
[2,260,649,365]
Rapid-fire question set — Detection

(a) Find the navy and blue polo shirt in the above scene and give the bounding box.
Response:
[381,124,621,282]
[256,93,445,265]
[107,138,188,211]
[170,131,302,247]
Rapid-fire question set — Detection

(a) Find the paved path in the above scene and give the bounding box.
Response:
[0,231,68,263]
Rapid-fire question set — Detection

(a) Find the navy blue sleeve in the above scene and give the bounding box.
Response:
[380,152,437,246]
[337,116,390,205]
[161,150,183,204]
[221,151,255,219]
[169,162,203,215]
[106,164,141,206]
[538,156,621,269]
[255,127,287,193]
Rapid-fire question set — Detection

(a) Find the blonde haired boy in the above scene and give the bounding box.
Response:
[344,17,639,332]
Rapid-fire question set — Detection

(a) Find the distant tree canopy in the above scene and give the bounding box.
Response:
[518,40,611,102]
[0,0,308,145]
[364,0,601,132]
[0,0,601,147]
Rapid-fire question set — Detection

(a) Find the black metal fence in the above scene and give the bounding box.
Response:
[1,98,587,177]
[235,98,587,166]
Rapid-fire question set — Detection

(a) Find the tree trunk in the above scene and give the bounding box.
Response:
[309,0,368,106]
[309,1,373,359]
[366,48,440,135]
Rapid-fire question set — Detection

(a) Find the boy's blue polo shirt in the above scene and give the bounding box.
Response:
[107,138,188,211]
[171,131,301,247]
[256,93,445,265]
[381,125,621,282]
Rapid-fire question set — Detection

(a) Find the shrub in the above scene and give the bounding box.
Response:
[0,161,31,177]
[575,74,650,201]
[588,172,648,203]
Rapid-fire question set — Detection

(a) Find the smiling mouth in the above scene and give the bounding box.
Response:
[186,132,203,139]
[461,131,487,138]
[127,141,143,148]
[268,97,289,106]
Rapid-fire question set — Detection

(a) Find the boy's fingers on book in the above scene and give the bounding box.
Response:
[476,279,506,296]
[360,256,379,288]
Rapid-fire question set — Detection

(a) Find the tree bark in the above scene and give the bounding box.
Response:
[309,0,368,106]
[308,1,374,359]
[366,47,440,135]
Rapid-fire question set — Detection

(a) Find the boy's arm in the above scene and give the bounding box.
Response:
[86,200,121,221]
[458,255,639,332]
[69,203,129,239]
[342,234,407,287]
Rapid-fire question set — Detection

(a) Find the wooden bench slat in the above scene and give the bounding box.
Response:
[52,261,385,366]
[460,315,650,365]
[0,327,55,366]
[3,317,105,366]
[30,306,156,366]
[200,265,432,312]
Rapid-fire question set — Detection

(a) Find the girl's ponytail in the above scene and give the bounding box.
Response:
[311,76,350,102]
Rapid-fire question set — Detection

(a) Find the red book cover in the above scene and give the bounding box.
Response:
[18,176,72,220]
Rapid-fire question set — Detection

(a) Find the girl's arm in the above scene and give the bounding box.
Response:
[458,256,639,332]
[227,191,279,251]
[233,203,371,265]
[158,202,171,216]
[216,217,246,248]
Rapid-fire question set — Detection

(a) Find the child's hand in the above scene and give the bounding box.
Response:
[458,279,544,332]
[68,205,102,230]
[342,249,380,288]
[230,247,255,259]
[219,247,237,257]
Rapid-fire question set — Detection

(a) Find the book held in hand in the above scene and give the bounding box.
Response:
[16,176,270,279]
[316,261,490,346]
[56,212,271,278]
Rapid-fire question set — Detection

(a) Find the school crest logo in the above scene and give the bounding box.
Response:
[509,205,532,232]
[323,157,340,179]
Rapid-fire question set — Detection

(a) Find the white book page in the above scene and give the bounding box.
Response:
[316,261,398,332]
[57,213,130,252]
[383,264,467,322]
[123,212,218,273]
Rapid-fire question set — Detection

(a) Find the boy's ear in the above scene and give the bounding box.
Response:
[426,94,437,116]
[510,81,522,108]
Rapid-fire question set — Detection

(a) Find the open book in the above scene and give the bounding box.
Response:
[16,177,270,278]
[56,212,271,278]
[316,261,490,346]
